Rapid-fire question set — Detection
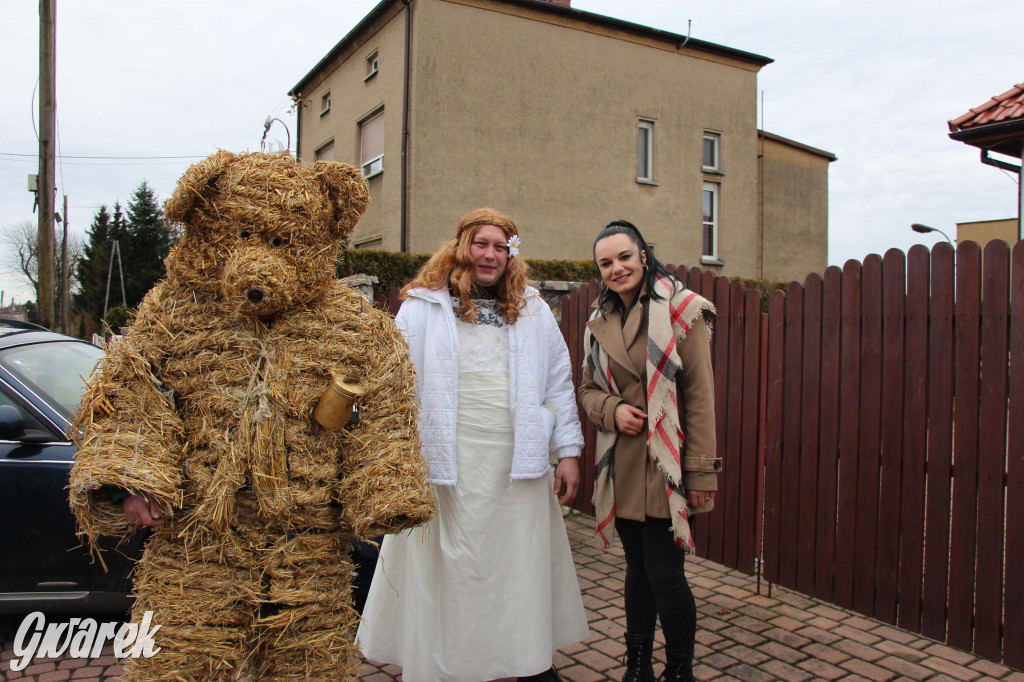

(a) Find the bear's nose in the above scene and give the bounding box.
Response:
[247,288,265,304]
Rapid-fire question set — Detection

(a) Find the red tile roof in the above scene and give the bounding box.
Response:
[948,82,1024,132]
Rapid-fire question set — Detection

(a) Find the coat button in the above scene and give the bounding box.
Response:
[633,375,641,382]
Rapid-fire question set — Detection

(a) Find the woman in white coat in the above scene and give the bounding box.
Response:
[357,207,589,682]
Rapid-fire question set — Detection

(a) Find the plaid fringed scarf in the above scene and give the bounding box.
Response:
[585,274,715,554]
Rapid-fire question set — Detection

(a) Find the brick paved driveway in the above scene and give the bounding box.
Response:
[3,512,1022,681]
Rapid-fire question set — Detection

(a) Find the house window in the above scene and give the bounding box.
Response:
[315,141,334,162]
[365,51,379,81]
[637,120,654,182]
[702,132,720,171]
[702,183,718,260]
[320,91,331,116]
[360,111,384,178]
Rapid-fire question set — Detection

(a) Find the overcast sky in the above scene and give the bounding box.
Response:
[1,0,1020,305]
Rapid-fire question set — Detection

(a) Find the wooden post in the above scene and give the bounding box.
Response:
[37,0,56,329]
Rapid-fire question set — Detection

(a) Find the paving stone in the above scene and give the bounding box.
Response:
[761,658,814,681]
[920,654,983,679]
[875,654,933,680]
[840,656,900,681]
[833,623,885,645]
[797,656,847,680]
[724,661,778,681]
[834,638,887,662]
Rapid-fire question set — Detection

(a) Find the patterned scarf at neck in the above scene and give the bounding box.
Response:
[585,273,715,553]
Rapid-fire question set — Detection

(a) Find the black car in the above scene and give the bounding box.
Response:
[0,320,143,614]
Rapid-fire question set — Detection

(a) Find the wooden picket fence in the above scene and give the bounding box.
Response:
[557,240,1023,669]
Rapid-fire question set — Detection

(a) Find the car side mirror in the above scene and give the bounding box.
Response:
[0,404,26,440]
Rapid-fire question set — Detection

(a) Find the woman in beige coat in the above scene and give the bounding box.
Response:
[579,220,721,682]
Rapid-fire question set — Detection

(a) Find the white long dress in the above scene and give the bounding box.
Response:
[357,301,588,682]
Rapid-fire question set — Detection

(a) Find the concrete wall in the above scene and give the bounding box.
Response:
[406,0,763,272]
[957,218,1018,247]
[760,135,831,281]
[295,2,407,251]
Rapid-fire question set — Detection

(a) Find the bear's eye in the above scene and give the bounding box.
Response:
[238,229,253,239]
[269,236,287,248]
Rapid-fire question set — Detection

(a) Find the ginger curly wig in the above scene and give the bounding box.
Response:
[402,207,530,324]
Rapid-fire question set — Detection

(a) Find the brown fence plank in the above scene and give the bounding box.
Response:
[815,266,842,602]
[797,273,822,596]
[580,283,599,516]
[737,291,762,576]
[779,282,804,589]
[922,242,955,641]
[948,241,982,651]
[703,274,731,562]
[875,249,906,624]
[722,281,747,569]
[854,254,883,616]
[762,292,786,585]
[834,259,862,609]
[897,245,929,633]
[974,240,1010,660]
[1005,241,1024,670]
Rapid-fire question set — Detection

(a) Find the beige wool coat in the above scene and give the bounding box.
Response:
[578,289,719,522]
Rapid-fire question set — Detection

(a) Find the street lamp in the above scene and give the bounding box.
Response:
[911,223,955,248]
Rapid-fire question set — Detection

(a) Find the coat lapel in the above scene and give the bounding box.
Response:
[587,311,639,377]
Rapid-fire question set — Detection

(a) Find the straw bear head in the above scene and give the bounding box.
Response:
[163,150,369,315]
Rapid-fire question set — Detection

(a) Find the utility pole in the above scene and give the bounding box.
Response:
[37,0,56,330]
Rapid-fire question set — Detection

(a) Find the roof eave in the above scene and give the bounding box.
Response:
[288,0,773,97]
[948,118,1024,158]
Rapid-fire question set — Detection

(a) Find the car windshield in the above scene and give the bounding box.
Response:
[0,340,103,419]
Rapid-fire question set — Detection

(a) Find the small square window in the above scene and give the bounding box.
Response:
[365,51,379,81]
[321,91,331,116]
[702,133,720,171]
[315,141,334,162]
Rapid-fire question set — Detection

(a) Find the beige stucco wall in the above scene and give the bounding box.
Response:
[403,0,763,273]
[294,3,407,251]
[760,137,830,282]
[957,218,1018,247]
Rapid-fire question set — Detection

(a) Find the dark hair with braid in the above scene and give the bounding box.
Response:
[592,219,680,318]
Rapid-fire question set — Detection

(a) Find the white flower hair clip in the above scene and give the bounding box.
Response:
[507,234,521,259]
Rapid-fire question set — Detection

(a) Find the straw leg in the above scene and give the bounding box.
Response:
[121,530,261,681]
[251,532,360,680]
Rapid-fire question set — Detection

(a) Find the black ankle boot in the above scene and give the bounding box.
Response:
[622,633,655,682]
[657,658,694,682]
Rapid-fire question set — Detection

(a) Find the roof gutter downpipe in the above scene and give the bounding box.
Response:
[400,0,413,253]
[980,147,1024,241]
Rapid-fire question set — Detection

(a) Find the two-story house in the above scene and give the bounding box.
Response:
[290,0,832,282]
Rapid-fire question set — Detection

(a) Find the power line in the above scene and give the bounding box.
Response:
[0,151,207,160]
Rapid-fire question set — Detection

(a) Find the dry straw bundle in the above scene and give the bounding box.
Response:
[69,151,434,681]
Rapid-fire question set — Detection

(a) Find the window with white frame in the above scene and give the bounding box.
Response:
[702,182,719,260]
[360,111,384,178]
[637,120,654,182]
[321,91,331,116]
[315,141,335,162]
[365,51,379,81]
[702,132,720,171]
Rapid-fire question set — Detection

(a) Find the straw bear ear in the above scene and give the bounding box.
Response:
[308,161,370,239]
[165,149,237,224]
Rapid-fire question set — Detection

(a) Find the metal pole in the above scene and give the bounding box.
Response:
[61,194,68,334]
[37,0,56,329]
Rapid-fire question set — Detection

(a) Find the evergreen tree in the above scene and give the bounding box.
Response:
[73,205,112,322]
[122,181,173,308]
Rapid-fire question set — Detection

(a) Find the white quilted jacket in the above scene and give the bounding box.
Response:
[395,286,584,486]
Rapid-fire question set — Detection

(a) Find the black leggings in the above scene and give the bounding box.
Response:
[615,516,697,661]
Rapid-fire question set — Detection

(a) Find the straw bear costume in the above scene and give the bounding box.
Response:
[68,151,434,681]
